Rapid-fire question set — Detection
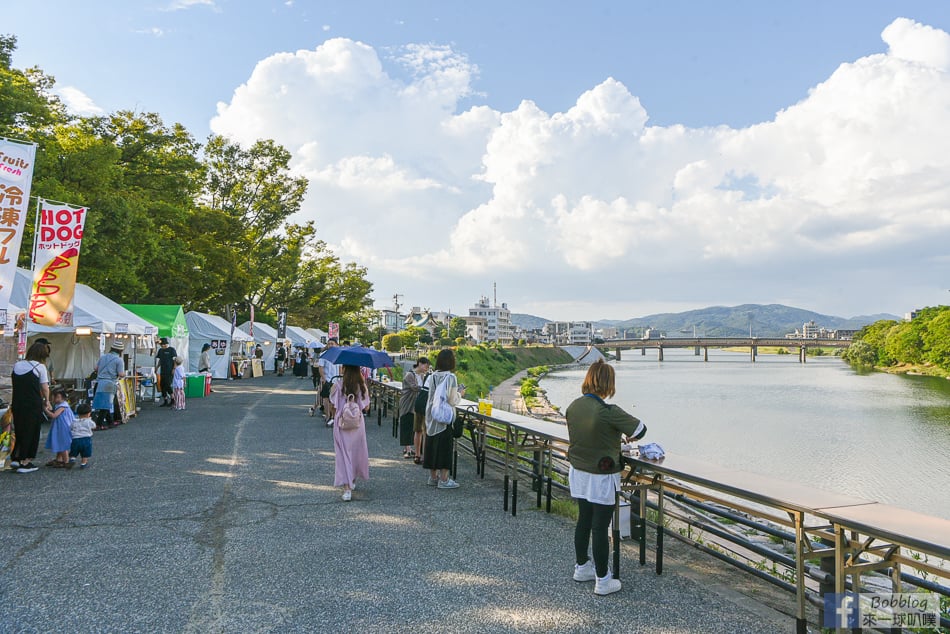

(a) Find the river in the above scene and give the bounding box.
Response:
[540,348,950,520]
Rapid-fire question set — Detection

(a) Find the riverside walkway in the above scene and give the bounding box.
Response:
[2,374,796,633]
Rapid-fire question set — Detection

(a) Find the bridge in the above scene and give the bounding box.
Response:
[603,337,851,362]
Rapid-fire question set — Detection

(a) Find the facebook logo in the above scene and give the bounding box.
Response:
[824,592,859,629]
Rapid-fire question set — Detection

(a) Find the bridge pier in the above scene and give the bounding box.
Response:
[694,346,700,356]
[615,347,621,361]
[657,346,664,362]
[641,347,646,356]
[704,347,708,362]
[750,345,757,363]
[800,346,807,363]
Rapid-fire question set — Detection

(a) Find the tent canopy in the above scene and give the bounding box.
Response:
[122,304,188,338]
[237,320,279,369]
[285,325,312,347]
[185,311,250,379]
[11,267,154,335]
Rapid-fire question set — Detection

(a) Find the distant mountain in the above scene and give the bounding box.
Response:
[510,313,550,330]
[611,304,899,338]
[511,305,899,338]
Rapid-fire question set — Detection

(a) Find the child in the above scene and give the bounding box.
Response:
[44,388,74,467]
[0,408,14,470]
[171,357,186,411]
[68,403,95,468]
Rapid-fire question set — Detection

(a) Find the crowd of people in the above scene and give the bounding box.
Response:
[6,332,648,598]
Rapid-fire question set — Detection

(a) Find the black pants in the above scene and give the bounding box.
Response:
[159,369,174,400]
[398,412,414,446]
[575,498,615,577]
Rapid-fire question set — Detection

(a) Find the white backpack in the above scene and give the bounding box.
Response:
[337,394,363,430]
[431,377,455,424]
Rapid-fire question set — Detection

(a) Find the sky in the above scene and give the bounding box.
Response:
[6,1,950,322]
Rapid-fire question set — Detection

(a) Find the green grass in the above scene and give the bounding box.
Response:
[453,346,573,399]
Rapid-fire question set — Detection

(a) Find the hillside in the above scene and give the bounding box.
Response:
[511,305,899,338]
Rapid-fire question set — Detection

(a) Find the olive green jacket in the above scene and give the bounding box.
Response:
[566,394,646,474]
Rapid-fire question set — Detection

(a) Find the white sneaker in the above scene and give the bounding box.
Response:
[342,490,352,501]
[437,478,460,489]
[573,560,596,582]
[325,418,334,427]
[594,572,621,596]
[308,406,314,417]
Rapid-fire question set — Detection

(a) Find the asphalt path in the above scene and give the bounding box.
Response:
[1,373,797,633]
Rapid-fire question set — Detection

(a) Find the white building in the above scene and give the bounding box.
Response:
[468,296,512,344]
[544,321,593,345]
[463,316,488,343]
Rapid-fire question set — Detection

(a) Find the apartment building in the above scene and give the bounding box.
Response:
[468,296,513,344]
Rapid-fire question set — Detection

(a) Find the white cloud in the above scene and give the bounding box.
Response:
[167,0,215,10]
[135,27,165,37]
[56,86,104,115]
[211,19,950,320]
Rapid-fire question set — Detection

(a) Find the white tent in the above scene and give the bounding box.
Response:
[306,328,328,344]
[237,320,279,370]
[285,325,312,348]
[10,268,155,379]
[185,311,251,379]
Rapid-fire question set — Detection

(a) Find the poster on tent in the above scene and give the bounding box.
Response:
[29,200,88,326]
[0,138,38,325]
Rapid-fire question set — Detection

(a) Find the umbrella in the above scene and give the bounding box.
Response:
[307,340,325,349]
[319,345,393,369]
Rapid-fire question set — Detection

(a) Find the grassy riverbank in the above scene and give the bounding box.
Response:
[453,346,574,398]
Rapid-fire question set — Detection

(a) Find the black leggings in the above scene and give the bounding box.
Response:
[575,498,615,578]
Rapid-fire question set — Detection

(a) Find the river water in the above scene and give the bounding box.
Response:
[540,348,950,520]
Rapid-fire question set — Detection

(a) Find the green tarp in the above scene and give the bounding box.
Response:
[121,304,189,338]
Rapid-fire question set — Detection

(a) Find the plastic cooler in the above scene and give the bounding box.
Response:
[185,374,206,399]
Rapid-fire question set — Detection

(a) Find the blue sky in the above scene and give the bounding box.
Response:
[6,1,950,321]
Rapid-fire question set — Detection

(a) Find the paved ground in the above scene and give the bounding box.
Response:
[2,373,802,633]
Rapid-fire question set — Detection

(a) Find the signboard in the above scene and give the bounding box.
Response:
[0,139,37,315]
[328,321,339,340]
[115,322,128,333]
[211,339,227,355]
[276,307,288,339]
[29,200,88,326]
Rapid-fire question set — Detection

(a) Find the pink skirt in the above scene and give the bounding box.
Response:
[333,423,369,487]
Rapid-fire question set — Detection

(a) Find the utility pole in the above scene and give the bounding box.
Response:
[392,293,403,313]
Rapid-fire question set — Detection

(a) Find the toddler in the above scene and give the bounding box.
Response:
[44,388,74,467]
[171,357,186,411]
[68,403,95,468]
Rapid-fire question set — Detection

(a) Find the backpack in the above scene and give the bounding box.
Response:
[413,373,431,415]
[337,393,363,430]
[430,376,455,425]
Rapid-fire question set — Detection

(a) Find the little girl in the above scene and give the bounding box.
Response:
[45,388,74,467]
[171,357,186,411]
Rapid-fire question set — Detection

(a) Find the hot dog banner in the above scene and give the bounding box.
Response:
[29,200,88,327]
[0,138,38,326]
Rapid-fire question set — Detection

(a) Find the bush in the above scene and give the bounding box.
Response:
[382,333,403,352]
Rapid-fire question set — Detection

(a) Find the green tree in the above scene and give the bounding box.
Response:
[448,317,467,340]
[0,34,64,138]
[382,333,403,352]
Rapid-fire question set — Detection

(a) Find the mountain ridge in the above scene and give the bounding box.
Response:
[510,304,900,338]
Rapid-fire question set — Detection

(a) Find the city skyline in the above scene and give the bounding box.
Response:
[6,2,950,321]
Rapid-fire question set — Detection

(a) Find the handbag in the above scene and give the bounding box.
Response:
[413,372,430,415]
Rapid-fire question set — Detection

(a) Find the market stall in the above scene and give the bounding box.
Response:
[121,304,190,371]
[184,311,251,379]
[237,320,279,371]
[9,268,153,421]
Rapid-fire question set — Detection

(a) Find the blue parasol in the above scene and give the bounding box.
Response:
[319,345,393,369]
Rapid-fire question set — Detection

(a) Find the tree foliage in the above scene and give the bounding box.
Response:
[1,36,375,335]
[843,307,950,372]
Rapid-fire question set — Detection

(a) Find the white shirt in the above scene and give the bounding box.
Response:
[70,416,96,438]
[12,360,49,384]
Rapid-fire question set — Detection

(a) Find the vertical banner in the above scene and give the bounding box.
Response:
[0,138,38,325]
[249,304,255,338]
[276,307,288,339]
[29,200,87,326]
[328,321,339,340]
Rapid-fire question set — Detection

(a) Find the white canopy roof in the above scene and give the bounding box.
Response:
[184,311,251,379]
[285,325,312,347]
[237,320,279,368]
[10,267,154,335]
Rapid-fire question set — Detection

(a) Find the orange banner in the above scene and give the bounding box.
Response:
[29,201,87,326]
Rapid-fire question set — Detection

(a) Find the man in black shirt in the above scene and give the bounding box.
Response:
[155,337,178,407]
